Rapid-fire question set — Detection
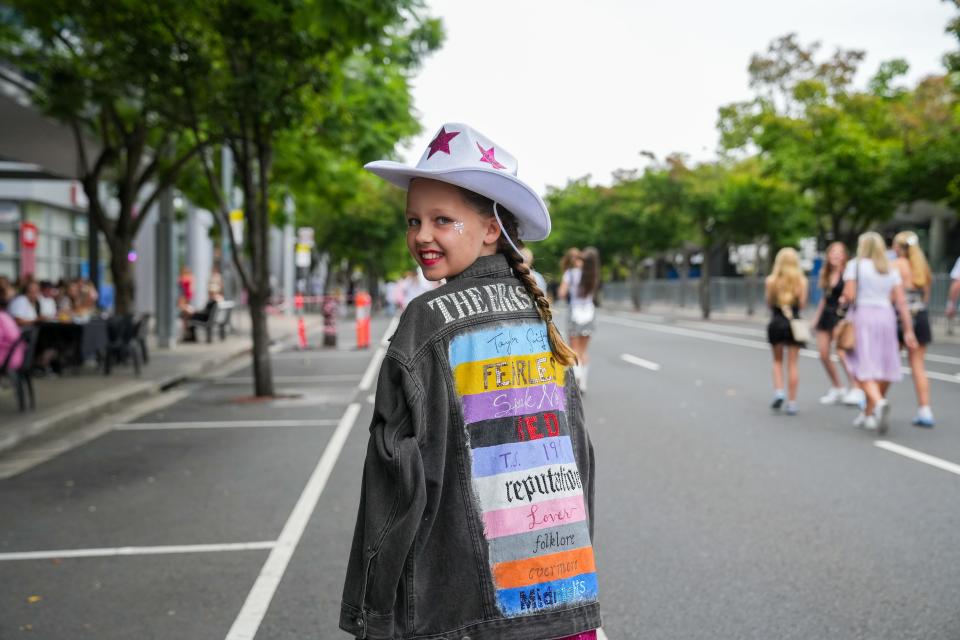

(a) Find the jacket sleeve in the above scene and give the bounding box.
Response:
[341,354,426,639]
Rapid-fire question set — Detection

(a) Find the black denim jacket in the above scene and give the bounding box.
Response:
[340,254,601,640]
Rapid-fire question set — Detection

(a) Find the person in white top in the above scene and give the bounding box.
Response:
[8,280,53,326]
[841,232,916,434]
[947,256,960,318]
[558,247,600,392]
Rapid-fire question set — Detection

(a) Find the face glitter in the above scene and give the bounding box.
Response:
[453,221,465,235]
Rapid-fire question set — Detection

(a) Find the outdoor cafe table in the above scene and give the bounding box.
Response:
[35,318,109,371]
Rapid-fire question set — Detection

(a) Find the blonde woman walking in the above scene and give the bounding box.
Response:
[765,248,809,415]
[893,231,935,427]
[842,232,917,433]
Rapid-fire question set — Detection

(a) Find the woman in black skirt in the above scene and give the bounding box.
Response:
[810,242,859,406]
[765,248,809,415]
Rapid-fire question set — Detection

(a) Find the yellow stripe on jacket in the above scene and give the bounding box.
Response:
[453,352,566,397]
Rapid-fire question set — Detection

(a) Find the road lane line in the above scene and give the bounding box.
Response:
[874,441,960,477]
[382,314,401,346]
[0,541,276,562]
[605,314,960,385]
[213,375,360,385]
[621,354,661,371]
[225,402,361,640]
[117,419,338,430]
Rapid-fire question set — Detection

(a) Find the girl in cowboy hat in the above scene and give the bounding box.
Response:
[340,124,601,640]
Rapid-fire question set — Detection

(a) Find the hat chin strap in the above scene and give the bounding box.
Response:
[493,201,524,263]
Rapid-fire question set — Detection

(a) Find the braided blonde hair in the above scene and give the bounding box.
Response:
[457,188,578,367]
[894,231,931,289]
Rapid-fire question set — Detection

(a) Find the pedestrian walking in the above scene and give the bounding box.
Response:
[893,231,935,427]
[810,242,861,406]
[340,123,600,640]
[558,247,600,393]
[765,248,809,415]
[842,232,918,433]
[521,247,549,298]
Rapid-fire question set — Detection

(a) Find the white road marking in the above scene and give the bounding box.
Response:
[225,402,361,640]
[621,354,662,371]
[0,541,276,562]
[597,629,610,640]
[359,347,386,392]
[874,441,960,477]
[382,314,401,346]
[0,389,193,480]
[116,419,338,430]
[213,375,360,385]
[226,317,391,640]
[604,314,960,385]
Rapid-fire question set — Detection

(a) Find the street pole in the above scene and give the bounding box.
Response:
[87,210,99,293]
[283,195,295,316]
[155,176,177,348]
[221,145,234,300]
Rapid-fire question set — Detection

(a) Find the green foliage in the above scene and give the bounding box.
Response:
[717,34,953,245]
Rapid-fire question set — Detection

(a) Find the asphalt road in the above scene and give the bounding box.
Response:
[1,310,958,639]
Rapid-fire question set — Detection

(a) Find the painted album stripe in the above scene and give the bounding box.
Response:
[495,572,599,617]
[452,352,565,396]
[471,435,574,478]
[449,323,552,369]
[493,545,597,590]
[486,521,593,565]
[482,494,586,540]
[461,383,566,426]
[472,463,584,513]
[467,411,571,449]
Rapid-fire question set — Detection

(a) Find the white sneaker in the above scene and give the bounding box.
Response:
[862,415,878,431]
[842,388,865,406]
[819,387,846,405]
[853,412,866,428]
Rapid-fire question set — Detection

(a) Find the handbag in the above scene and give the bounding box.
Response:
[835,260,858,351]
[782,305,811,343]
[571,302,595,325]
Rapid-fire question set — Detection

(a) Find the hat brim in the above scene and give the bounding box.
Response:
[364,160,551,242]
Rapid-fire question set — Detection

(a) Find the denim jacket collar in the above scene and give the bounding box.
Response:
[449,253,514,282]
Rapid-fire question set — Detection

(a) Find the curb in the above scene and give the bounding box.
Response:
[0,322,310,456]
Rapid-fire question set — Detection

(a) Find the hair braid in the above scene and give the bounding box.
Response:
[503,248,578,367]
[456,186,578,367]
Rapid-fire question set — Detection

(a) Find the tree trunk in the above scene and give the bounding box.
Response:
[699,244,712,320]
[109,238,136,315]
[248,289,275,397]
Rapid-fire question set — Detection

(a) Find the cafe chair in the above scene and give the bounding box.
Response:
[104,314,143,376]
[1,327,38,412]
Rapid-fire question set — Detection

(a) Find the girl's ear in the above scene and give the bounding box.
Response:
[482,215,502,247]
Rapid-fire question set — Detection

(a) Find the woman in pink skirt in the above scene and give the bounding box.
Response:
[841,232,917,434]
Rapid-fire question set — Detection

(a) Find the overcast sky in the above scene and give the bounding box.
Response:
[399,0,956,194]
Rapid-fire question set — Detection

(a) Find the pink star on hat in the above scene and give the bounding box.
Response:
[427,127,460,159]
[477,142,506,170]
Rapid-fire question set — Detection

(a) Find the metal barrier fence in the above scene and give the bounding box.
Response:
[601,274,958,331]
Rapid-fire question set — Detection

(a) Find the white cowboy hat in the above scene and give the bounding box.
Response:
[364,123,551,242]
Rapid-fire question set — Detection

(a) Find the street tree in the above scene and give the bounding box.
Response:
[171,0,441,396]
[0,1,207,313]
[719,34,904,246]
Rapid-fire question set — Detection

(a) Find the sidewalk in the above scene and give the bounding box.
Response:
[0,311,322,455]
